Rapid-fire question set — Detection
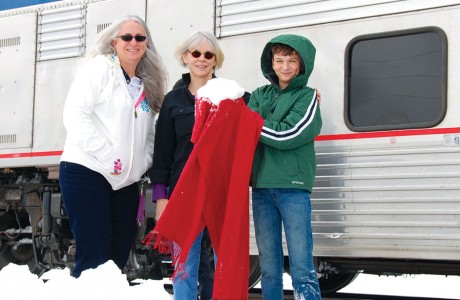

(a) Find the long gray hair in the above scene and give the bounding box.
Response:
[86,15,167,112]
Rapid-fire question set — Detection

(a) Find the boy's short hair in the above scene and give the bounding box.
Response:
[271,43,297,57]
[271,43,304,73]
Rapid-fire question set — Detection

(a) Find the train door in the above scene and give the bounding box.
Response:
[0,13,36,151]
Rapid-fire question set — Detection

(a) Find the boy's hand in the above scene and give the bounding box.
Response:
[315,88,322,104]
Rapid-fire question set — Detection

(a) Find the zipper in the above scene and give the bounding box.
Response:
[267,91,280,119]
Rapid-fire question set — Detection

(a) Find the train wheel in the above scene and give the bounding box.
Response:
[318,272,358,295]
[315,258,358,294]
[0,244,36,272]
[283,257,357,295]
[248,255,262,288]
[0,245,13,271]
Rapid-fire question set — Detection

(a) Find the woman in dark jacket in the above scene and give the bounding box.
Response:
[149,31,249,300]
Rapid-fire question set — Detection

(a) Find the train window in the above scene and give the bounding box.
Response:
[345,27,447,131]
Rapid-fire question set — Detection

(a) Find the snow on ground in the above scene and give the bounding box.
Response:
[0,261,172,300]
[1,260,460,299]
[261,272,460,299]
[339,273,460,299]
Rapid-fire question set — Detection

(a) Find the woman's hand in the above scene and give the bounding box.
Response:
[155,198,168,221]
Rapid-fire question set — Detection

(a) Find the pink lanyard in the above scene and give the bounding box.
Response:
[134,91,146,118]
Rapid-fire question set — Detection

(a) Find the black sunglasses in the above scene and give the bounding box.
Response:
[188,50,215,60]
[115,34,147,42]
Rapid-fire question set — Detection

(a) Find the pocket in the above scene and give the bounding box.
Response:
[105,144,127,177]
[286,152,300,176]
[90,142,117,176]
[171,107,195,137]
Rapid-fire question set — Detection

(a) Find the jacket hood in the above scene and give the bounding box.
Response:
[261,34,316,90]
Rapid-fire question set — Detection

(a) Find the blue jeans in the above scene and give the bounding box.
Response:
[252,188,321,300]
[172,231,203,300]
[59,161,138,278]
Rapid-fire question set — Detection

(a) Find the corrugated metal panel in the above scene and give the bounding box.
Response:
[311,139,460,260]
[216,0,460,37]
[37,4,85,60]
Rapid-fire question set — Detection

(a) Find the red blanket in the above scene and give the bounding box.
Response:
[143,97,263,299]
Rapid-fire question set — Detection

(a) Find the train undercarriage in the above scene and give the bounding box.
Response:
[2,167,458,295]
[0,167,173,281]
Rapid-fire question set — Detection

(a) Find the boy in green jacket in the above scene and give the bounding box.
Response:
[248,34,322,300]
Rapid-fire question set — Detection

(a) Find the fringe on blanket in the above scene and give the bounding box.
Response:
[142,231,188,281]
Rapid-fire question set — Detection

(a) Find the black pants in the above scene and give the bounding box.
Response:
[198,228,214,299]
[59,161,138,277]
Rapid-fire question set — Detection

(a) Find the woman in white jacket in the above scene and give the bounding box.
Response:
[59,15,167,278]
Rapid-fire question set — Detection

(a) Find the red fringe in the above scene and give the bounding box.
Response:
[141,230,188,282]
[142,230,172,254]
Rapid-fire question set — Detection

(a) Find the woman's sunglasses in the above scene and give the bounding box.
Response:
[188,50,215,60]
[115,34,147,42]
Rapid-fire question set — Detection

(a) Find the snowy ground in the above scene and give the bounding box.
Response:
[0,261,173,300]
[265,272,460,299]
[338,273,460,299]
[1,261,459,299]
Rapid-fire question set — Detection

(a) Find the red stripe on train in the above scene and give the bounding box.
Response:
[316,127,460,141]
[1,127,460,159]
[0,150,63,159]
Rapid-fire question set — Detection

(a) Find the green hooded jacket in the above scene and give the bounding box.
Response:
[248,34,322,192]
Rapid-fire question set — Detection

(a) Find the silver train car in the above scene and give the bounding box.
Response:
[1,0,459,294]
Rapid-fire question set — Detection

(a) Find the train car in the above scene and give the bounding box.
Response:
[1,0,460,294]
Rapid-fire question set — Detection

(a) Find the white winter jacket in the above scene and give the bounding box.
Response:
[61,54,155,190]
